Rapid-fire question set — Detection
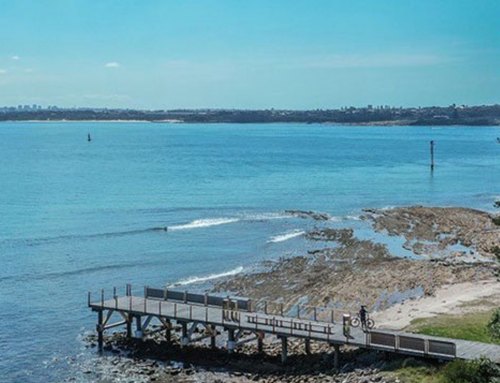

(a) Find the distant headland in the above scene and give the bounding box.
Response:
[1,104,499,125]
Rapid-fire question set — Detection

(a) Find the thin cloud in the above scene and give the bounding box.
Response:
[11,55,20,60]
[105,62,120,68]
[0,69,7,74]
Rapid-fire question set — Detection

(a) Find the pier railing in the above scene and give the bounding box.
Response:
[367,331,456,358]
[88,285,359,324]
[87,285,463,360]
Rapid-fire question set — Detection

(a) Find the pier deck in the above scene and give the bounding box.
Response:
[88,287,500,365]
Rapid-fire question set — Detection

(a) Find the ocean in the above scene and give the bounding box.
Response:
[0,122,498,382]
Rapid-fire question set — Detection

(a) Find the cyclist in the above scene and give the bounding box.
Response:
[359,305,368,330]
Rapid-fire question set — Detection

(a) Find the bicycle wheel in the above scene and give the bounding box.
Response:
[350,317,360,327]
[366,319,375,329]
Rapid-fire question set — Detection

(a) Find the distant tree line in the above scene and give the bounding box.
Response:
[0,104,499,125]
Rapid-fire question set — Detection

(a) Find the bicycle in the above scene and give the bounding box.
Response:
[350,315,375,330]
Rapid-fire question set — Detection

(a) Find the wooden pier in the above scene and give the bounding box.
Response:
[88,285,500,366]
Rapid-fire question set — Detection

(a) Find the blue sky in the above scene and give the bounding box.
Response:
[0,0,498,109]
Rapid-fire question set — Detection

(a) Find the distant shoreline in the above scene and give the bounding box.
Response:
[0,119,498,126]
[1,104,499,125]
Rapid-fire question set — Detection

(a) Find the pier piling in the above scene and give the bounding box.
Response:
[126,314,132,338]
[257,333,264,353]
[135,315,142,338]
[333,344,340,369]
[304,338,311,355]
[227,328,235,353]
[281,337,288,363]
[181,322,189,347]
[165,319,171,343]
[97,310,103,351]
[210,325,217,349]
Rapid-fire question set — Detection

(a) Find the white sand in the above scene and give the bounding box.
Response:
[373,279,500,330]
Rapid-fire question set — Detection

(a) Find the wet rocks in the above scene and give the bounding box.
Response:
[285,210,331,221]
[363,206,500,260]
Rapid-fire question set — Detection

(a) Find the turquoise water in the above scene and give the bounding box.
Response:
[0,122,499,382]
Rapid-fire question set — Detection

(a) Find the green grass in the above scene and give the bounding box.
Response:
[406,310,500,344]
[386,365,443,383]
[382,310,500,382]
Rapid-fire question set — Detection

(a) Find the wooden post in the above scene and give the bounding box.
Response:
[333,344,340,369]
[165,319,171,343]
[257,334,264,354]
[430,140,435,171]
[181,322,188,347]
[305,338,311,355]
[97,310,104,351]
[126,314,132,338]
[281,337,288,363]
[227,328,235,353]
[135,315,142,338]
[280,303,284,316]
[210,325,216,349]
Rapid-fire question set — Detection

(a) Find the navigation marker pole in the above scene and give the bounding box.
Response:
[430,140,435,171]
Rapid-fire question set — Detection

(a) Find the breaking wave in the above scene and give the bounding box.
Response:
[168,212,291,231]
[168,218,240,231]
[268,230,305,243]
[168,266,244,287]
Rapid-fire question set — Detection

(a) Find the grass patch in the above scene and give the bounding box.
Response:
[383,356,500,383]
[382,357,443,383]
[406,310,500,344]
[388,366,443,383]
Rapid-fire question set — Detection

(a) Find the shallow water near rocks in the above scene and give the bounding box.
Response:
[0,122,499,382]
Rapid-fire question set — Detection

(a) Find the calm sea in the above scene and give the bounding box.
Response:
[0,122,498,382]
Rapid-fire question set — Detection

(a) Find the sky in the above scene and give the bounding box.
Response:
[0,0,498,109]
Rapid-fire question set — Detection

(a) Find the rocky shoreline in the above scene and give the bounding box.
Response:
[214,206,499,313]
[83,330,411,383]
[82,206,500,383]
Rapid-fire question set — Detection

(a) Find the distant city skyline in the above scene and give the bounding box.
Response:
[0,0,498,109]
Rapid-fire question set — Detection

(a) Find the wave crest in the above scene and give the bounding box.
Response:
[168,218,240,231]
[268,230,305,243]
[168,266,244,287]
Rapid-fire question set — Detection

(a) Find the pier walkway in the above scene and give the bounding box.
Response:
[88,286,500,365]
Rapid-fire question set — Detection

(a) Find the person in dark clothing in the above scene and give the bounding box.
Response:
[359,305,368,330]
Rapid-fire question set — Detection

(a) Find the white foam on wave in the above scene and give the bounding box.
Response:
[168,218,240,231]
[328,216,342,222]
[268,230,305,243]
[343,215,362,221]
[167,212,292,231]
[168,266,244,287]
[245,212,292,221]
